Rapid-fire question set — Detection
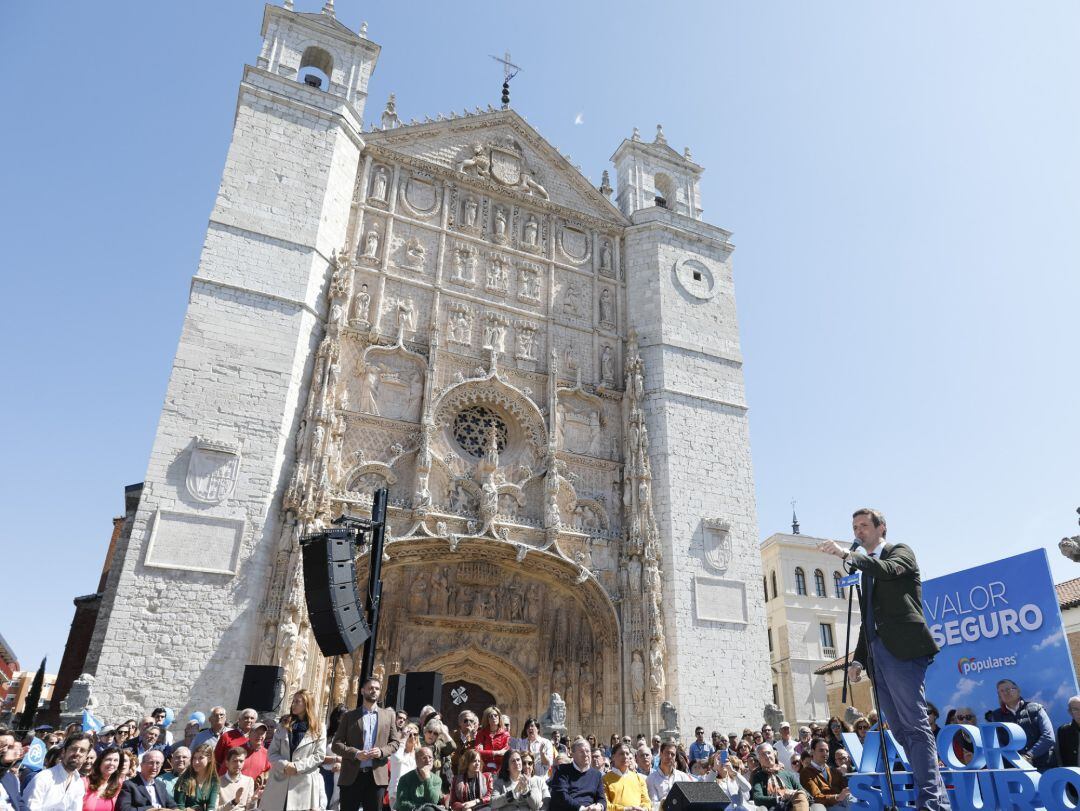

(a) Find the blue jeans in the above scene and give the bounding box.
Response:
[870,636,950,810]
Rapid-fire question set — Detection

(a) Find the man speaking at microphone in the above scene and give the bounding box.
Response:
[819,508,949,811]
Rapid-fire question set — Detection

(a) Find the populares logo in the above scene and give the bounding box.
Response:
[956,654,1018,675]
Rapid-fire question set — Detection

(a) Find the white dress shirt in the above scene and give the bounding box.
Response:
[23,764,86,811]
[646,766,691,802]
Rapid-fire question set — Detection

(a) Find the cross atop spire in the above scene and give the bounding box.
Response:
[490,50,521,108]
[791,498,800,535]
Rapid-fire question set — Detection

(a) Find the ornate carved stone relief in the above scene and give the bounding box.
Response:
[703,518,732,573]
[185,436,242,504]
[514,321,538,361]
[485,253,510,295]
[358,344,425,422]
[517,262,542,304]
[447,304,474,347]
[457,138,549,200]
[449,242,477,286]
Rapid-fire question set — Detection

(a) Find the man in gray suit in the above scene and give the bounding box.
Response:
[332,677,402,811]
[820,507,949,811]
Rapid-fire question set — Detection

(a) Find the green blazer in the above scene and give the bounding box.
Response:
[750,768,803,809]
[851,542,939,665]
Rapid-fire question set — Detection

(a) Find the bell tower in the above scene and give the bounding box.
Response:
[84,4,380,717]
[614,125,771,731]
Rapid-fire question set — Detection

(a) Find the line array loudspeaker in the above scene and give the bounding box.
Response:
[302,527,371,657]
[663,781,730,811]
[385,672,444,718]
[237,665,284,712]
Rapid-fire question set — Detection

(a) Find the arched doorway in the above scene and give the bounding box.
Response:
[359,537,621,735]
[440,679,497,728]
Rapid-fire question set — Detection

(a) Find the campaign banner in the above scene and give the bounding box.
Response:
[921,548,1078,729]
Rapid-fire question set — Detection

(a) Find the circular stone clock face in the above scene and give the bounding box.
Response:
[672,258,717,300]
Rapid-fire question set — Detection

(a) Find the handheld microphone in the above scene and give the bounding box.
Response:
[849,539,861,552]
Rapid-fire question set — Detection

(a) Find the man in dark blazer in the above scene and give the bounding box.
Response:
[0,728,28,811]
[549,738,606,811]
[819,507,947,811]
[118,750,177,811]
[1056,696,1080,767]
[332,676,401,811]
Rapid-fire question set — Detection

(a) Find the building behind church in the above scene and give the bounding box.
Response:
[80,2,770,734]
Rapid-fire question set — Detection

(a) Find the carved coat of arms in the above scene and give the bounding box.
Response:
[703,518,732,572]
[186,436,242,503]
[489,144,523,186]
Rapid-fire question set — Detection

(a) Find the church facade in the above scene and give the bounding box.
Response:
[83,3,770,735]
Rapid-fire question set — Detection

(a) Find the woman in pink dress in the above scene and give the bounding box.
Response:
[84,747,124,811]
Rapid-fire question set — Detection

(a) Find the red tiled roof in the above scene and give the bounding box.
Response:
[1057,577,1080,611]
[815,653,852,675]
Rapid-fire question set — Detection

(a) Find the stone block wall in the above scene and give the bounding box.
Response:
[85,62,366,720]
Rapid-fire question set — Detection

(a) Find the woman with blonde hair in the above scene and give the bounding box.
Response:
[174,744,220,811]
[475,707,509,775]
[259,689,327,811]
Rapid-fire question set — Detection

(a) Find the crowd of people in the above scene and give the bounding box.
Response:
[2,674,1079,811]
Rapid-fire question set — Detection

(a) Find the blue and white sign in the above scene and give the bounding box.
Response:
[22,737,47,772]
[921,548,1078,729]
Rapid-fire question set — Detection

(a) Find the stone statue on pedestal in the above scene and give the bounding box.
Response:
[540,692,567,736]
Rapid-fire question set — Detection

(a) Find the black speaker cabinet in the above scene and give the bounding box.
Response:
[237,665,284,712]
[385,672,444,718]
[302,528,371,657]
[663,781,731,811]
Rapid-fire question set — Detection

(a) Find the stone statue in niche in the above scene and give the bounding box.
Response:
[330,299,347,327]
[630,650,646,715]
[519,268,540,301]
[463,197,479,228]
[362,227,380,260]
[526,582,541,624]
[523,216,539,247]
[562,282,581,317]
[650,638,665,693]
[449,310,472,345]
[493,208,508,242]
[545,491,561,528]
[551,659,566,699]
[579,662,593,720]
[371,166,389,202]
[351,284,371,327]
[482,319,506,352]
[508,577,525,622]
[599,288,614,325]
[600,346,614,386]
[599,240,612,271]
[430,566,451,615]
[409,572,429,616]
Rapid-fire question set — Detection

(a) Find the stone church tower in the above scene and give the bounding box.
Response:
[84,3,770,734]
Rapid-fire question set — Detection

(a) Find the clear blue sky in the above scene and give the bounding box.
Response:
[3,1,1078,672]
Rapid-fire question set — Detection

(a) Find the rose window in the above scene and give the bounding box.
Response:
[453,406,508,458]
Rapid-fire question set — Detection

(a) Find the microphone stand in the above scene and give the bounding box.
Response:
[842,544,899,811]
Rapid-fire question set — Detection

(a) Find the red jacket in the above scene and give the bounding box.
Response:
[475,729,510,774]
[214,728,249,774]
